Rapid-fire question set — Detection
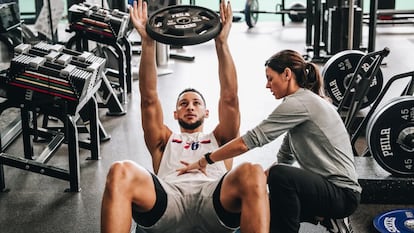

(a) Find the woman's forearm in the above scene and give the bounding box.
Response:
[208,137,249,163]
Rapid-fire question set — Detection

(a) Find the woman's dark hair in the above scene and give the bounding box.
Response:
[265,50,326,97]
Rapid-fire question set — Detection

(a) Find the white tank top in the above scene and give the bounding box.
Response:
[157,132,228,184]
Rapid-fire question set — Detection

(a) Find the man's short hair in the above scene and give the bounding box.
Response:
[177,88,206,106]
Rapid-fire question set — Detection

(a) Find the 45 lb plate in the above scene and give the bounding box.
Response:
[146,5,222,46]
[367,96,414,176]
[322,50,383,109]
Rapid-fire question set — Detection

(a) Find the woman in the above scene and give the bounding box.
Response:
[177,50,361,233]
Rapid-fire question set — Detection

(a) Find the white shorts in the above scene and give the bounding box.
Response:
[133,174,240,233]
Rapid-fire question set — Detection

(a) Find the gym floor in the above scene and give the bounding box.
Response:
[1,1,414,233]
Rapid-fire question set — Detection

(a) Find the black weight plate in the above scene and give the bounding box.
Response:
[322,50,383,109]
[373,209,414,233]
[245,0,259,28]
[367,96,414,176]
[288,2,306,22]
[146,5,222,46]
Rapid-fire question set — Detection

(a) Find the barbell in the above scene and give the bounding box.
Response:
[243,0,306,28]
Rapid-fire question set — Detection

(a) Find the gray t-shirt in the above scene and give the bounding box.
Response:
[242,88,361,193]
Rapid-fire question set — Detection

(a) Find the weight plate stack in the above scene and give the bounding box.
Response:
[322,50,383,109]
[366,96,414,177]
[146,5,222,46]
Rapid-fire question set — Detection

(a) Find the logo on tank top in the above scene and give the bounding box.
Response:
[172,138,211,150]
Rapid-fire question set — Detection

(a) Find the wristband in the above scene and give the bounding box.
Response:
[204,152,214,164]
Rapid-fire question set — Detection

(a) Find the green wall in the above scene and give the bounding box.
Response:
[19,0,414,23]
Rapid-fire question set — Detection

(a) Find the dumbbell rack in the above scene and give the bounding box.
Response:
[0,52,103,192]
[65,36,128,116]
[66,32,132,104]
[66,3,132,106]
[338,49,414,204]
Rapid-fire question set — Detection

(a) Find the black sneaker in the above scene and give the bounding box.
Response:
[320,217,354,233]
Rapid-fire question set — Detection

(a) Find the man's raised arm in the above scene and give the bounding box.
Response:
[213,1,240,147]
[130,0,171,170]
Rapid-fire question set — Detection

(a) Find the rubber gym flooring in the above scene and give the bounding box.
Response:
[1,4,414,233]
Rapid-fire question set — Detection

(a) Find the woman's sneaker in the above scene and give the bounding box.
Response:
[320,217,354,233]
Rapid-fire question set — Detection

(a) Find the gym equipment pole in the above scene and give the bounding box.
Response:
[305,0,312,49]
[348,0,354,49]
[313,0,321,61]
[368,0,378,52]
[46,0,56,43]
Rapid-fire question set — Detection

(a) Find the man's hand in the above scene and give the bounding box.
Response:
[177,159,207,176]
[215,1,233,45]
[129,0,151,42]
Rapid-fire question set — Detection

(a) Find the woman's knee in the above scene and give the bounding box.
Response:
[267,164,292,187]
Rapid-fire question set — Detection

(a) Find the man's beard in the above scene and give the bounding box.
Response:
[178,118,204,130]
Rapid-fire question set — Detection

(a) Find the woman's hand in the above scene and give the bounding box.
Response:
[177,159,207,175]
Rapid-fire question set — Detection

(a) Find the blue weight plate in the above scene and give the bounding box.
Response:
[373,209,414,233]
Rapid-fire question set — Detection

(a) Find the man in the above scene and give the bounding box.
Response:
[100,1,270,233]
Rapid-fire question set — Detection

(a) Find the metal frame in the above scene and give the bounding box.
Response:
[338,47,390,131]
[0,83,101,192]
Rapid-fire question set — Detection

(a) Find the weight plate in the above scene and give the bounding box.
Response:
[245,0,259,28]
[367,96,414,176]
[146,5,222,46]
[322,50,383,109]
[373,209,414,233]
[288,2,306,22]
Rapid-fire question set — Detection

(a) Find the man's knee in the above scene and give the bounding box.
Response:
[105,160,146,191]
[231,163,267,191]
[107,160,134,179]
